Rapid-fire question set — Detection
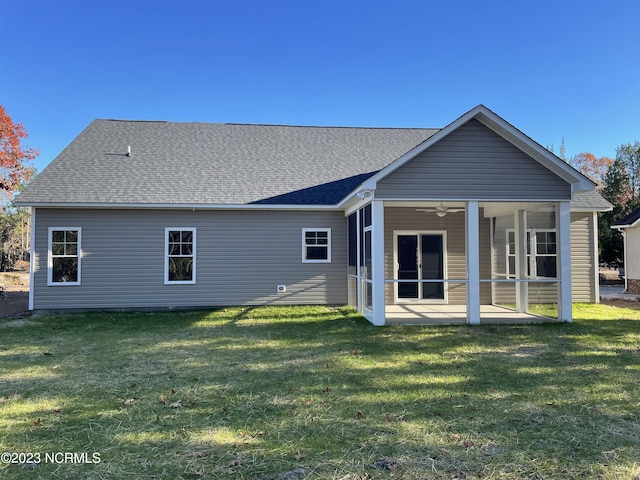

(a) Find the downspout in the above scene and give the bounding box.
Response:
[622,229,628,293]
[28,207,35,311]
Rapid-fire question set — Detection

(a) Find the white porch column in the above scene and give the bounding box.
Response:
[515,209,528,313]
[371,200,386,326]
[466,201,480,325]
[557,201,572,322]
[592,212,601,302]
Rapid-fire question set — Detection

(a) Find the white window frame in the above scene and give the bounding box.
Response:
[302,228,331,263]
[48,227,82,286]
[531,229,557,278]
[165,227,196,284]
[506,228,557,279]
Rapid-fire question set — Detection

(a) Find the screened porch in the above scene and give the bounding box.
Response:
[346,200,571,325]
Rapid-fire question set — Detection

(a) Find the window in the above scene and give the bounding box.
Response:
[165,228,196,284]
[533,231,557,278]
[507,229,557,278]
[302,228,331,263]
[48,228,81,285]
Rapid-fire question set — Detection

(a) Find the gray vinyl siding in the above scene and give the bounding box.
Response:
[32,208,346,310]
[383,207,491,305]
[571,211,597,302]
[376,119,571,200]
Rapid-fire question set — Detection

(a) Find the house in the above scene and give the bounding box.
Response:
[612,208,640,293]
[16,105,612,324]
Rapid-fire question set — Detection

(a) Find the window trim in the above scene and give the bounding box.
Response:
[47,227,82,286]
[302,228,331,263]
[506,228,557,279]
[164,227,197,285]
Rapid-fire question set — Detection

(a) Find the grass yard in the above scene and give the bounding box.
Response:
[1,305,640,479]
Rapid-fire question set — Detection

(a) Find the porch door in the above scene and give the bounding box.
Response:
[395,232,445,303]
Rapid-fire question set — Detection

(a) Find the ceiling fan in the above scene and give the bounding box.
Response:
[415,202,465,217]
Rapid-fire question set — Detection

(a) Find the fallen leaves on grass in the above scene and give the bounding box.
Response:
[159,389,182,407]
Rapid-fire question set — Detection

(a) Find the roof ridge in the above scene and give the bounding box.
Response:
[94,118,439,131]
[100,119,169,123]
[222,123,439,130]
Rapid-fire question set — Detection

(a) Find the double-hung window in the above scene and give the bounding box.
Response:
[533,230,557,278]
[302,228,331,263]
[165,228,196,284]
[48,228,81,285]
[507,229,557,278]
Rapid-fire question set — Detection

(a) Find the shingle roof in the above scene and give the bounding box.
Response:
[571,190,612,211]
[17,120,438,206]
[612,207,640,228]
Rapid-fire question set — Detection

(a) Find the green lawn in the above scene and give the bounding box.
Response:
[1,305,639,479]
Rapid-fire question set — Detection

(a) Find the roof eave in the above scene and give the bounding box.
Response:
[18,202,340,211]
[338,105,597,207]
[612,219,640,230]
[572,206,613,213]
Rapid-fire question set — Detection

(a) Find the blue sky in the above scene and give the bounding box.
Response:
[2,0,639,173]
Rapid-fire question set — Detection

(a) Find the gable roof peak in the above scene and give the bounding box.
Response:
[348,104,595,200]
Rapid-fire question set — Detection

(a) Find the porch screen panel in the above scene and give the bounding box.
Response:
[364,229,372,309]
[348,213,357,275]
[347,213,358,307]
[421,234,444,299]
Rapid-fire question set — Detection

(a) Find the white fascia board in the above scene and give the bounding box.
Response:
[16,202,340,211]
[337,105,596,208]
[343,196,378,216]
[572,206,613,213]
[612,218,640,230]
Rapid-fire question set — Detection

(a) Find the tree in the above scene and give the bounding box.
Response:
[0,208,30,271]
[0,106,37,270]
[569,152,614,189]
[598,144,640,267]
[614,142,640,200]
[0,104,37,196]
[601,159,631,205]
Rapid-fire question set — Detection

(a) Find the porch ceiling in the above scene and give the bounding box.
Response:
[384,201,559,218]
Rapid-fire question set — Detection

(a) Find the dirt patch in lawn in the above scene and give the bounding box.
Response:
[600,298,640,310]
[0,273,30,319]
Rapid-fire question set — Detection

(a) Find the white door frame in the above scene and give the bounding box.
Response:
[393,230,448,304]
